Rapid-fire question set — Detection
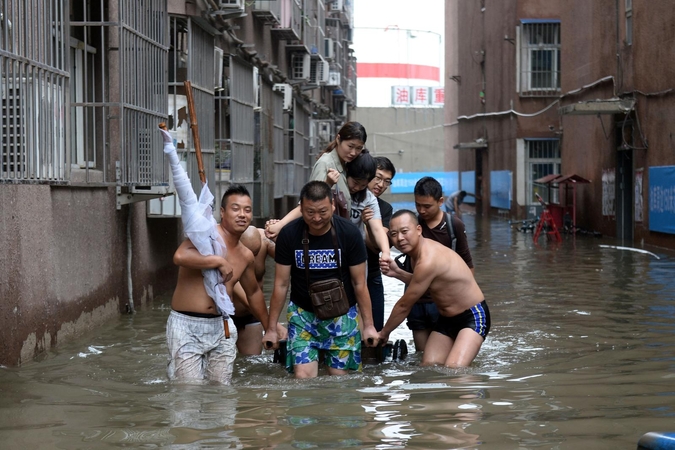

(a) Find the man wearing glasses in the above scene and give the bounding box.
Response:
[362,157,396,331]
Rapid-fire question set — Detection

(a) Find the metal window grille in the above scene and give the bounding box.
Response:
[527,139,561,205]
[69,36,99,171]
[303,0,325,56]
[519,22,561,97]
[65,0,169,187]
[272,85,289,199]
[116,0,168,188]
[167,17,215,208]
[252,0,282,24]
[290,52,310,80]
[227,55,255,202]
[256,80,277,216]
[293,102,309,193]
[1,0,68,183]
[219,0,242,8]
[215,73,230,170]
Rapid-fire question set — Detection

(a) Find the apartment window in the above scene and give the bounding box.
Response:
[518,20,561,96]
[70,37,97,168]
[1,0,68,182]
[527,139,561,205]
[625,0,633,45]
[290,52,311,80]
[69,0,168,186]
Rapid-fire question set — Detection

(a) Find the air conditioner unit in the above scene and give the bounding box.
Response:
[273,83,293,110]
[327,70,341,86]
[218,0,243,8]
[290,53,311,80]
[324,38,335,60]
[309,59,330,85]
[214,47,224,89]
[317,60,330,84]
[317,120,333,142]
[330,0,343,12]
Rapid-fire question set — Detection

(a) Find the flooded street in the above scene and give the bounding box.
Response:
[1,215,674,449]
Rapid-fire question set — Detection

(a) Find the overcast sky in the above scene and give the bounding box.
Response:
[352,0,445,71]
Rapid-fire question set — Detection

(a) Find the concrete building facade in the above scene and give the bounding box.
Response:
[351,107,444,207]
[0,0,356,366]
[445,0,675,249]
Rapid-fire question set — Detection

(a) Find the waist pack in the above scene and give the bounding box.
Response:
[303,222,350,320]
[309,278,350,320]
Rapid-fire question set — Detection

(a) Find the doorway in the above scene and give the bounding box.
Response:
[615,117,634,243]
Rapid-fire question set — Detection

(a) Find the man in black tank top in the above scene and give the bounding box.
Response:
[389,177,474,353]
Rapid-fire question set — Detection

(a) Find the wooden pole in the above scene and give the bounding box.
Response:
[183,80,206,184]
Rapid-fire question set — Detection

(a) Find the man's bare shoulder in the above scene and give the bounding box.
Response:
[229,241,255,265]
[418,239,459,266]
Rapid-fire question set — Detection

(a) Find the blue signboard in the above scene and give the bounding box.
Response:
[649,166,675,235]
[461,171,476,204]
[390,171,459,195]
[490,170,512,210]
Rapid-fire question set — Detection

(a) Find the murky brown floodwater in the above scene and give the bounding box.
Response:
[1,215,674,449]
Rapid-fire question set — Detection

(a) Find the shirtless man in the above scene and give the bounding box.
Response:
[167,185,269,383]
[388,176,474,353]
[379,210,491,367]
[231,226,285,355]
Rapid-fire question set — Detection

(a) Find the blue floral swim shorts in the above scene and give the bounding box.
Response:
[285,301,362,372]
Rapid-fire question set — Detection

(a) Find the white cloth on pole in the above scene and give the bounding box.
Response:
[160,129,233,316]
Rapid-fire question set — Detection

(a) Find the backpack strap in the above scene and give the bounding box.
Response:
[417,212,457,251]
[444,212,457,251]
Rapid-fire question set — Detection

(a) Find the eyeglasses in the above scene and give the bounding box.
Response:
[373,175,392,186]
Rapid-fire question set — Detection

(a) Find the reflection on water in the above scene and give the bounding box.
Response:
[1,215,675,449]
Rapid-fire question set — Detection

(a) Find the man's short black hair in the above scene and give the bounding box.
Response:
[300,180,333,203]
[414,176,443,201]
[374,156,396,178]
[391,209,419,225]
[221,184,251,209]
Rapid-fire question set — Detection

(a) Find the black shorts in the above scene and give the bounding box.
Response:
[232,314,261,331]
[406,302,440,330]
[433,300,491,341]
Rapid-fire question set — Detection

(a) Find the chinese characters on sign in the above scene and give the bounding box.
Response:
[393,86,410,105]
[391,86,444,106]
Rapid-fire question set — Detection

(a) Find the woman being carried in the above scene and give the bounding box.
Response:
[331,150,391,266]
[265,121,367,239]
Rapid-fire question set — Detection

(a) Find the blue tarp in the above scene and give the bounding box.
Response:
[461,171,476,204]
[490,170,512,210]
[390,171,459,195]
[649,166,675,235]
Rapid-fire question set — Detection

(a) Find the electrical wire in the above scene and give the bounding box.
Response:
[371,123,444,136]
[453,75,618,122]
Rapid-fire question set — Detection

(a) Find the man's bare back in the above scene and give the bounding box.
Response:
[409,238,483,318]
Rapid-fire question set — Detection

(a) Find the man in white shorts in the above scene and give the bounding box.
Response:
[166,185,269,383]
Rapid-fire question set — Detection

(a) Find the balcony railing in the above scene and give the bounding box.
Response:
[271,0,302,41]
[252,0,282,24]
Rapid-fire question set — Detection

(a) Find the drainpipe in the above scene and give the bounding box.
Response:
[126,206,135,314]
